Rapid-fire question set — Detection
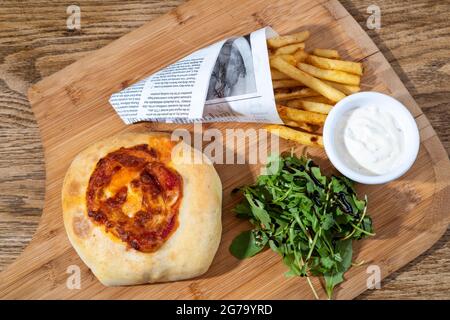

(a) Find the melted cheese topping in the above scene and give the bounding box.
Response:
[86,143,183,252]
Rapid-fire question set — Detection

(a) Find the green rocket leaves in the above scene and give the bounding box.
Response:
[229,154,374,299]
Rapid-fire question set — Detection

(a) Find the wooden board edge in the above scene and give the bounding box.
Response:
[325,0,422,117]
[324,0,450,299]
[2,0,449,299]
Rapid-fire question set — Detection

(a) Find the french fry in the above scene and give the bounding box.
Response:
[298,63,360,85]
[271,68,290,80]
[283,121,320,133]
[271,54,296,66]
[286,100,333,114]
[281,118,319,133]
[312,48,340,59]
[267,30,310,48]
[321,80,361,95]
[266,124,323,148]
[273,43,305,55]
[293,96,335,104]
[277,105,327,126]
[271,56,346,102]
[293,49,309,63]
[274,88,291,94]
[272,79,304,89]
[274,88,319,101]
[306,54,363,75]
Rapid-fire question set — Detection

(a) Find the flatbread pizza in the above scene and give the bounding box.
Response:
[62,132,222,286]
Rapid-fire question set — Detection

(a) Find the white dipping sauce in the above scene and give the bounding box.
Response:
[341,105,404,175]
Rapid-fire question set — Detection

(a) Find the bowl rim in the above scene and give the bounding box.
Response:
[323,91,420,185]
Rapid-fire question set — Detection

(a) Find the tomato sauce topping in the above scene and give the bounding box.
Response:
[86,144,182,252]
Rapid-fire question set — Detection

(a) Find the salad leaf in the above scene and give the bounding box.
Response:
[229,154,375,299]
[229,230,267,259]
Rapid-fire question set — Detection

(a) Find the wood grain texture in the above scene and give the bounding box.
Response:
[0,0,184,271]
[341,0,450,299]
[0,0,449,299]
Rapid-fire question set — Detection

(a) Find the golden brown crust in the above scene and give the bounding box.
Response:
[62,132,222,286]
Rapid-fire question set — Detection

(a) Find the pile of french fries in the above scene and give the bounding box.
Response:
[265,30,363,148]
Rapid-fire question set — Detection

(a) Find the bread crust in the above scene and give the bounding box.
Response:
[62,132,222,286]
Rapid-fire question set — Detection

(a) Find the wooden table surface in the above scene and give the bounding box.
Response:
[0,0,449,299]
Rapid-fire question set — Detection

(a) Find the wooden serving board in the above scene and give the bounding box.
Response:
[1,0,449,299]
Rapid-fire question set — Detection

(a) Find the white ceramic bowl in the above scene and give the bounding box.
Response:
[323,92,420,184]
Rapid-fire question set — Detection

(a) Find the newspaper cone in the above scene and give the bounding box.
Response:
[109,27,282,125]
